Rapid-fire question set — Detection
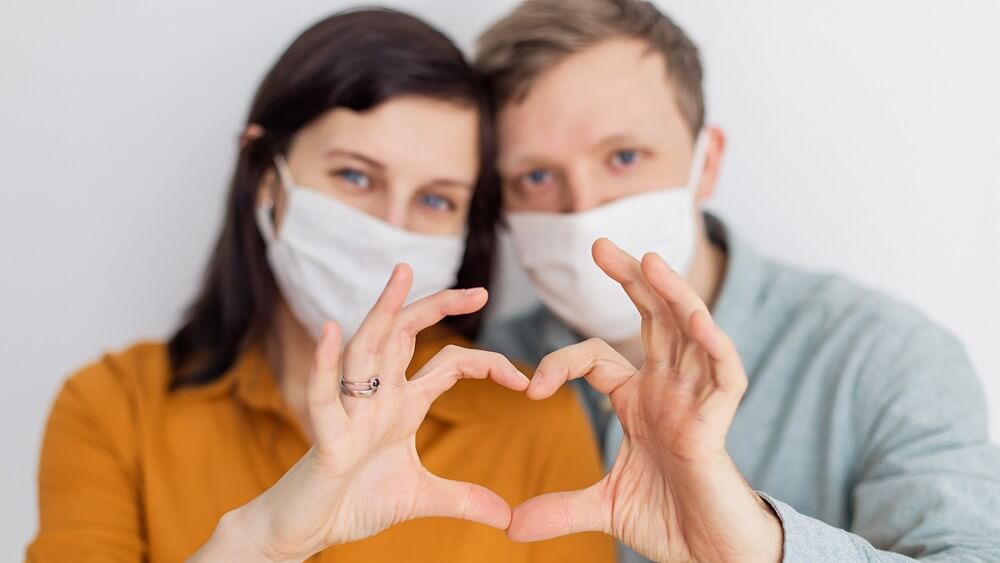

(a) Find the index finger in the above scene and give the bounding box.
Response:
[409,346,530,403]
[528,338,636,400]
[396,287,488,338]
[379,287,490,374]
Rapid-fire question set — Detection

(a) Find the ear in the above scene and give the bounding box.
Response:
[256,167,290,232]
[256,168,278,208]
[695,126,727,202]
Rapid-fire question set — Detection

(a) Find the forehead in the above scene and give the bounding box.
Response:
[497,37,682,166]
[296,96,480,177]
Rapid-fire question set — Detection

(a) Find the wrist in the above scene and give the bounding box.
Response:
[753,493,784,563]
[204,505,300,563]
[666,448,784,563]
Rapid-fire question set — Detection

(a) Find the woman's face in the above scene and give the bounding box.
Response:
[263,96,480,236]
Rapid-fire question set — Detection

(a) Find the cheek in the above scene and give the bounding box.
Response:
[501,181,562,213]
[500,182,525,210]
[608,158,681,195]
[410,212,466,236]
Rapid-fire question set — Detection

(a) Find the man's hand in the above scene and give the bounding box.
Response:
[507,238,784,563]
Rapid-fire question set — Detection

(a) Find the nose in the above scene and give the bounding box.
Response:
[366,190,410,230]
[384,201,409,230]
[564,167,607,213]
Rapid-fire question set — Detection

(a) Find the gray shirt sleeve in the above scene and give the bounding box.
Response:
[765,325,1000,562]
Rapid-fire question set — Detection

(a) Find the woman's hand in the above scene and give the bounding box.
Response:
[193,264,529,562]
[506,239,783,563]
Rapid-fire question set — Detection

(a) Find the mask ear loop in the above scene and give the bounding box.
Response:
[257,155,295,242]
[685,129,712,193]
[272,154,296,194]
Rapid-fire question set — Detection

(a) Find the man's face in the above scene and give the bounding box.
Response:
[497,37,711,214]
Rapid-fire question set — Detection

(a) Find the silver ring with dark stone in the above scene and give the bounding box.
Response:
[340,376,380,398]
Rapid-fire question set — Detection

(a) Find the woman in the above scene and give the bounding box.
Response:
[27,9,614,563]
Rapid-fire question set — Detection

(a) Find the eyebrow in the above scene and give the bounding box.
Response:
[324,149,386,171]
[501,131,652,172]
[499,155,554,173]
[595,133,646,148]
[425,178,475,191]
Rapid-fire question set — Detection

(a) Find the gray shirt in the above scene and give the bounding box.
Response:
[479,216,1000,562]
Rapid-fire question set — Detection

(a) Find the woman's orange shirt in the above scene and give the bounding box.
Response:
[27,326,614,562]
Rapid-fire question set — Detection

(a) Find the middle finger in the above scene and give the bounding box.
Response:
[592,238,678,364]
[343,263,412,388]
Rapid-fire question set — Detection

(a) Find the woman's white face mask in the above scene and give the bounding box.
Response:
[506,130,710,343]
[256,156,465,341]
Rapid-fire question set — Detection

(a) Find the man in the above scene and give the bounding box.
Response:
[475,0,1000,561]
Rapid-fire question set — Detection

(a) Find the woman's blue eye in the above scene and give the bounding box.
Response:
[612,149,640,168]
[336,169,371,189]
[420,193,454,211]
[524,169,552,186]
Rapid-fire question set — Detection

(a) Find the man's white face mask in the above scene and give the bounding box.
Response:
[256,155,465,341]
[506,130,710,343]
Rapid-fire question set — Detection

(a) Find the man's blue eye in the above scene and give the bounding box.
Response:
[421,193,454,211]
[336,169,371,189]
[525,169,552,185]
[613,150,639,167]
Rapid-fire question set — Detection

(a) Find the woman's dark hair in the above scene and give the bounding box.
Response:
[168,8,500,387]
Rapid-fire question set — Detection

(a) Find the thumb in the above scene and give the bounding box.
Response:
[507,480,609,542]
[411,472,512,531]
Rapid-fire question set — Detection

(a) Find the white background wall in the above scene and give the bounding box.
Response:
[1,0,997,557]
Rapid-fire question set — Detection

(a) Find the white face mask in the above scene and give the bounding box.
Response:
[506,130,710,343]
[256,156,465,341]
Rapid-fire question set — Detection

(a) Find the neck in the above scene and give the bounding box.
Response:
[264,301,318,440]
[613,217,728,367]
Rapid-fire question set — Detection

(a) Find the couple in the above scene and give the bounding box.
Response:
[29,2,1000,563]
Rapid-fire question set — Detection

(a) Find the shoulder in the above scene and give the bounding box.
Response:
[759,259,980,413]
[759,257,960,355]
[42,341,174,478]
[55,340,173,420]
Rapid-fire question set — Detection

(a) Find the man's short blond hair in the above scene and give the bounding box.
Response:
[475,0,705,137]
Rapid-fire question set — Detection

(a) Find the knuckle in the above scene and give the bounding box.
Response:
[583,337,610,353]
[537,351,558,368]
[732,371,749,394]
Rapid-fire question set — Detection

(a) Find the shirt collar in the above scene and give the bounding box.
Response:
[171,345,291,416]
[704,213,769,359]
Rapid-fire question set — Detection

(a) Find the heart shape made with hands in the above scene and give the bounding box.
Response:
[250,238,774,563]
